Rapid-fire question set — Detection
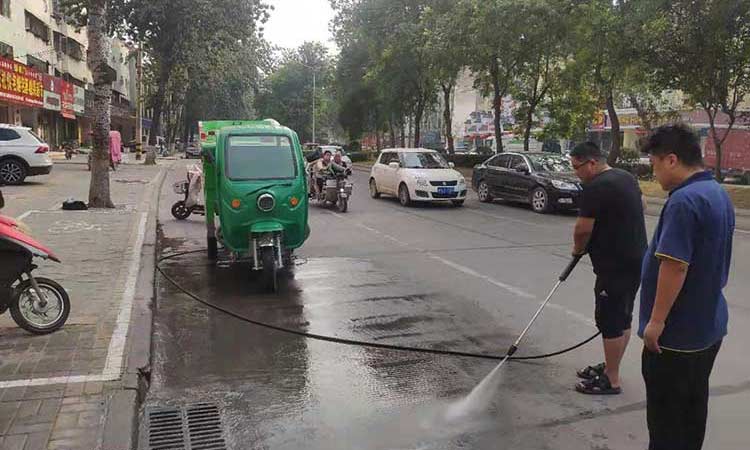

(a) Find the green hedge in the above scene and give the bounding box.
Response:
[614,162,653,180]
[348,152,371,162]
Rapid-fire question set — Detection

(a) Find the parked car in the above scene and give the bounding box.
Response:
[472,152,582,213]
[0,125,52,185]
[369,148,467,207]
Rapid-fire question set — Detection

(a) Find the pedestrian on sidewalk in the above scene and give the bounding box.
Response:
[639,124,734,450]
[569,141,647,395]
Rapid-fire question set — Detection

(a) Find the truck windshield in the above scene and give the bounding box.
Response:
[225,135,296,180]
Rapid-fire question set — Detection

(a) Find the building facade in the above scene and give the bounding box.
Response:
[0,0,136,149]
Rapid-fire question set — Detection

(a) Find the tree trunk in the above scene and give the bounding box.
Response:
[442,83,454,154]
[606,90,621,165]
[388,115,396,148]
[414,99,424,149]
[705,107,723,180]
[181,103,191,153]
[523,104,534,152]
[399,118,406,147]
[375,130,381,151]
[629,94,653,132]
[86,0,114,208]
[490,56,504,153]
[407,116,413,147]
[146,64,170,165]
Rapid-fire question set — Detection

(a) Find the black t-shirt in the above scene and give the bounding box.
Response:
[579,168,647,276]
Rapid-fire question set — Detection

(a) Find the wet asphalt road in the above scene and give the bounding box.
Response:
[140,161,750,450]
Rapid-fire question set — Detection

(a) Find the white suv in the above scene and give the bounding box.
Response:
[0,125,52,185]
[369,148,467,207]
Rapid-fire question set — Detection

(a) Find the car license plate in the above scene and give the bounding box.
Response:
[558,198,573,204]
[437,187,453,195]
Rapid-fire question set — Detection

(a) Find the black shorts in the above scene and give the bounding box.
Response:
[594,272,640,339]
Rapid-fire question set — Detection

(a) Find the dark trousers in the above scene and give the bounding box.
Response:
[641,340,721,450]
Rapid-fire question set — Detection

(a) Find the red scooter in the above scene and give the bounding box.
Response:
[0,214,70,334]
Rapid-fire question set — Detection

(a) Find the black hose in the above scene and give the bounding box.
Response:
[157,249,601,361]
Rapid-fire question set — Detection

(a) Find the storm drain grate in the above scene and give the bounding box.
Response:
[147,403,227,450]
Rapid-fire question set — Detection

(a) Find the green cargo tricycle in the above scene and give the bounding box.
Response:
[199,119,310,291]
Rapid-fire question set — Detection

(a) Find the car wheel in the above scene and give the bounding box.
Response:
[369,178,380,199]
[477,181,493,203]
[531,187,551,214]
[0,158,27,185]
[398,183,411,207]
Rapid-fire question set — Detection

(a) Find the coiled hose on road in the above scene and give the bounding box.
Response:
[156,249,601,361]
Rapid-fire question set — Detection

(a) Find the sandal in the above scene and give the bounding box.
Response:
[575,374,621,395]
[577,362,605,380]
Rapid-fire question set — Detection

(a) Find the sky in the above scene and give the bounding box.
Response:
[263,0,337,52]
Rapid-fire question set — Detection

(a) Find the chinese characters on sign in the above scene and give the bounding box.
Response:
[61,81,75,119]
[0,56,44,108]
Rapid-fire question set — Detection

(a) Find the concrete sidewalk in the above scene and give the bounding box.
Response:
[0,163,168,450]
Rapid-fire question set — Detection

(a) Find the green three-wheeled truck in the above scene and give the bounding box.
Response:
[199,119,310,291]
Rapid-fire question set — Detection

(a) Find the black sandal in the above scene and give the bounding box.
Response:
[575,374,621,395]
[577,362,605,380]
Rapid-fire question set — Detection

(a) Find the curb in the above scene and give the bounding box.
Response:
[644,195,750,217]
[100,163,169,450]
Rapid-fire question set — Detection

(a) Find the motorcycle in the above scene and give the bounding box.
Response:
[171,164,205,220]
[62,140,79,160]
[312,170,353,213]
[0,215,71,334]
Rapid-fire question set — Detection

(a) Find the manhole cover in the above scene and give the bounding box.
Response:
[147,403,227,450]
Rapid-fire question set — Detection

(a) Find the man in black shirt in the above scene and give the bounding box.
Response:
[570,142,647,395]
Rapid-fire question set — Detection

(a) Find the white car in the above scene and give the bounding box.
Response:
[0,125,52,185]
[369,148,467,207]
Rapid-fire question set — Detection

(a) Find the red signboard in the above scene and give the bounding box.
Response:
[60,81,75,119]
[0,56,44,108]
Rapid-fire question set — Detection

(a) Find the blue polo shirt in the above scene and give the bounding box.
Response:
[639,171,735,351]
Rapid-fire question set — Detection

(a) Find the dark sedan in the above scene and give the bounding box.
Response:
[471,152,582,213]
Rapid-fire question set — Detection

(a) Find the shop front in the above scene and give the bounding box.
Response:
[0,55,44,129]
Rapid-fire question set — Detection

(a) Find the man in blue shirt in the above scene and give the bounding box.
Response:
[640,124,735,450]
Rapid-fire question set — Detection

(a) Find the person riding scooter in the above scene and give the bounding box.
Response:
[311,151,344,191]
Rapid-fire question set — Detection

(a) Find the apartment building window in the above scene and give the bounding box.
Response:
[0,41,12,59]
[65,38,84,61]
[54,31,65,52]
[0,0,10,19]
[25,11,50,43]
[27,55,49,74]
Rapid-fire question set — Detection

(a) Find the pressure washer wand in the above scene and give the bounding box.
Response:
[503,254,584,360]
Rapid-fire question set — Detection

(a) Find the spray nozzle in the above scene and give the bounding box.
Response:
[506,344,518,357]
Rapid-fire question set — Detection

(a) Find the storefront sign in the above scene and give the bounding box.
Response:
[60,81,75,119]
[42,74,61,111]
[73,86,85,114]
[0,56,44,108]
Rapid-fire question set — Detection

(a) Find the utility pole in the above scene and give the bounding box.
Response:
[312,70,316,143]
[135,44,143,160]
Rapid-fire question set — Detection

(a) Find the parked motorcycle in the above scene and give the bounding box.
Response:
[171,164,205,220]
[0,215,71,334]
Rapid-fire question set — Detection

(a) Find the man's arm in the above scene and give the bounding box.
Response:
[573,217,594,255]
[644,257,689,353]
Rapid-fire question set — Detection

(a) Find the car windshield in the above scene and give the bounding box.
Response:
[527,155,572,173]
[401,152,449,169]
[225,135,296,180]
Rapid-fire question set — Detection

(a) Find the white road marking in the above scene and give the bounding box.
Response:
[425,253,536,300]
[102,211,149,377]
[15,210,38,221]
[0,373,118,389]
